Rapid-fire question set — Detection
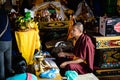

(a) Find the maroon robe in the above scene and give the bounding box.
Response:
[66,33,95,74]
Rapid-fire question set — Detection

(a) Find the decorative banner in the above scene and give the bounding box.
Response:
[99,16,108,36]
[95,36,120,49]
[98,49,120,68]
[99,17,120,36]
[114,22,120,32]
[74,0,94,20]
[39,21,70,29]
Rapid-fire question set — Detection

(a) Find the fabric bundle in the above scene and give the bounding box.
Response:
[65,70,78,80]
[40,68,59,79]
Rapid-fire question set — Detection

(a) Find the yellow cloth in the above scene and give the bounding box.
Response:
[15,29,41,65]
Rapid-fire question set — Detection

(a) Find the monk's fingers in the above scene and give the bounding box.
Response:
[58,52,66,57]
[60,64,65,68]
[60,62,67,68]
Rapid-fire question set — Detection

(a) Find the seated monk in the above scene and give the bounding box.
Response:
[56,22,95,76]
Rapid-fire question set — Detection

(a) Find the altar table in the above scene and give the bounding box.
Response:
[15,29,41,65]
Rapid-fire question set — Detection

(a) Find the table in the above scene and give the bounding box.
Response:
[15,29,41,65]
[35,59,62,80]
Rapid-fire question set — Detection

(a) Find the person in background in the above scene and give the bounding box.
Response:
[0,5,14,80]
[57,22,95,75]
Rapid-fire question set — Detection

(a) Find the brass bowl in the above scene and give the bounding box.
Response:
[35,55,44,61]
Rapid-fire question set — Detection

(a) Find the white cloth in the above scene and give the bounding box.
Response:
[76,73,99,80]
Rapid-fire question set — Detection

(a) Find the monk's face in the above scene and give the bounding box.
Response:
[71,26,81,38]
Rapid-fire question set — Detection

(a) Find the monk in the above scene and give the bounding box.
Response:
[57,22,95,75]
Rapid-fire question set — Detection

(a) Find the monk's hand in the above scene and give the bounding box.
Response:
[60,62,68,68]
[58,52,66,57]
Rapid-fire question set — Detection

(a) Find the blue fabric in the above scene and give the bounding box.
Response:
[65,70,78,80]
[0,9,12,41]
[40,68,58,79]
[6,73,37,80]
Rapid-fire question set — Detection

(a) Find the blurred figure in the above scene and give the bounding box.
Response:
[0,5,14,80]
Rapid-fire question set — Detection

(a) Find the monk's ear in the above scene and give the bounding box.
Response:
[79,29,82,33]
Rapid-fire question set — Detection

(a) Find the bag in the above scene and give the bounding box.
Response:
[51,41,73,58]
[27,73,32,80]
[65,70,78,80]
[6,73,38,80]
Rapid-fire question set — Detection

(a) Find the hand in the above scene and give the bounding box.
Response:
[58,52,66,57]
[60,62,68,68]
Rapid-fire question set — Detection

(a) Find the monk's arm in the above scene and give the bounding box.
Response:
[65,58,84,64]
[58,52,74,57]
[60,58,85,68]
[64,52,74,56]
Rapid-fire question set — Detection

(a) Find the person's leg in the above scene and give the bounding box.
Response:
[4,41,14,78]
[66,63,90,74]
[0,53,5,80]
[0,42,6,80]
[5,41,12,71]
[54,57,72,76]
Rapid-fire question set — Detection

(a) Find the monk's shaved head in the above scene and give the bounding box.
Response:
[73,22,84,33]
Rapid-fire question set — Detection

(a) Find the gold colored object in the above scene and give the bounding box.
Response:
[19,26,27,30]
[35,55,44,74]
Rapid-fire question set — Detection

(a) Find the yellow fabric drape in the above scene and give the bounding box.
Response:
[15,29,41,65]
